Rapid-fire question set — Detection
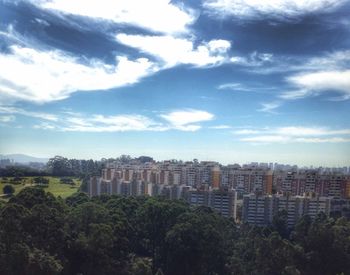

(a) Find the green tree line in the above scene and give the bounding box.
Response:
[0,188,350,275]
[0,156,103,178]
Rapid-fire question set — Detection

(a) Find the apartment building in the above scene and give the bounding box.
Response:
[184,187,237,219]
[242,193,332,227]
[273,169,350,198]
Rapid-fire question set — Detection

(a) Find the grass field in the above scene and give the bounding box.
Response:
[0,176,81,200]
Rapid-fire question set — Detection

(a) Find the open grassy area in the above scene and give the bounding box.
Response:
[0,176,81,200]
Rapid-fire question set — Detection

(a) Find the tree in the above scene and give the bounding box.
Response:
[34,177,49,185]
[135,198,189,271]
[137,156,154,163]
[26,248,63,275]
[9,187,65,212]
[47,156,71,176]
[60,177,74,185]
[1,189,350,275]
[65,192,89,207]
[272,209,289,239]
[3,184,14,195]
[164,209,229,275]
[129,257,152,275]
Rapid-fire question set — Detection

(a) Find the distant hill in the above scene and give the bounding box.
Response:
[0,154,49,164]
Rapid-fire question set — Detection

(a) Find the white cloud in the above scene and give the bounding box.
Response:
[276,126,327,136]
[233,129,261,135]
[63,110,215,132]
[241,135,350,143]
[303,50,350,71]
[208,40,232,54]
[33,18,50,27]
[217,82,277,92]
[294,137,350,143]
[116,34,231,68]
[235,126,350,143]
[217,83,251,91]
[203,0,348,20]
[241,50,350,75]
[0,45,158,103]
[241,135,290,143]
[210,125,232,129]
[63,114,167,132]
[26,0,196,34]
[0,115,15,123]
[281,70,350,100]
[0,23,232,105]
[230,52,273,66]
[33,122,56,130]
[14,108,215,132]
[0,106,58,121]
[258,101,281,113]
[275,126,350,136]
[160,109,214,131]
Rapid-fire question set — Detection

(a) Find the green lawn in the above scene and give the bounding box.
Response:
[0,176,81,200]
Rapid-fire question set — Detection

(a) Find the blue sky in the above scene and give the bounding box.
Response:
[0,0,350,166]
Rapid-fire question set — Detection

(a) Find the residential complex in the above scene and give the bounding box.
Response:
[89,159,350,225]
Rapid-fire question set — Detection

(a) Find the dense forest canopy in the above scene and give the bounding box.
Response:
[0,188,350,275]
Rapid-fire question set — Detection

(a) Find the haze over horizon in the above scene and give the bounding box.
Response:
[0,0,350,166]
[1,153,349,169]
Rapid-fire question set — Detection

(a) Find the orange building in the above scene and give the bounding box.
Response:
[265,170,273,194]
[345,179,350,199]
[211,166,221,189]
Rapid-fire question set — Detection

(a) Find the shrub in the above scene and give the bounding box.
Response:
[60,177,74,185]
[3,184,15,195]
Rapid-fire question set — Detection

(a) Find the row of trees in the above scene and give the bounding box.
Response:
[46,156,103,177]
[0,156,103,178]
[1,188,350,275]
[0,166,49,177]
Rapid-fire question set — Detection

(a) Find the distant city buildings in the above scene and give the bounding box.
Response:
[0,158,46,170]
[89,159,350,225]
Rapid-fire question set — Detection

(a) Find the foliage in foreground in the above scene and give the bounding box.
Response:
[0,188,350,275]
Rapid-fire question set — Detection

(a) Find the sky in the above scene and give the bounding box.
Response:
[0,0,350,166]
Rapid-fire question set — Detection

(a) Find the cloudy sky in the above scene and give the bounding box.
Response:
[0,0,350,166]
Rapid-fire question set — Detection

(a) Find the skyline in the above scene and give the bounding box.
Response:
[0,0,350,166]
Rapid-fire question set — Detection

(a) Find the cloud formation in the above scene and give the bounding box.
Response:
[203,0,348,20]
[62,114,166,132]
[160,109,215,131]
[217,83,251,91]
[116,34,231,68]
[235,126,350,143]
[281,70,350,100]
[241,50,350,76]
[24,108,216,132]
[0,115,15,123]
[230,52,273,67]
[25,0,196,34]
[209,125,232,129]
[0,106,58,121]
[0,45,158,103]
[0,20,232,104]
[258,102,282,113]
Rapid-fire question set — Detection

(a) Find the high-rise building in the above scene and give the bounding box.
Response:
[185,188,237,218]
[98,163,350,200]
[242,193,331,227]
[211,166,221,189]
